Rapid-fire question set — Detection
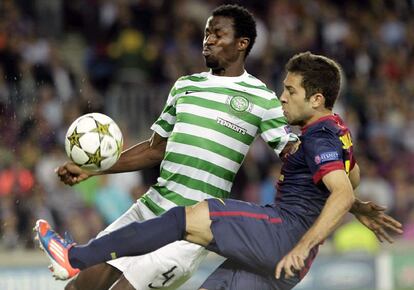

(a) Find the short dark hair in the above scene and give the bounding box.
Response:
[286,52,342,110]
[212,4,257,58]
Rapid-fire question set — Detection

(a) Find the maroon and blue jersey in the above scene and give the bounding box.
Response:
[203,114,356,289]
[277,114,355,226]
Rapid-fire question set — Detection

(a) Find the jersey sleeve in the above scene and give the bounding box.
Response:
[259,96,298,156]
[302,129,345,184]
[150,83,179,137]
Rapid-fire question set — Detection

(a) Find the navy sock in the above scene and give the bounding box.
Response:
[69,206,186,270]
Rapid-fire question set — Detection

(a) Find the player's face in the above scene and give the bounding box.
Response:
[202,16,240,70]
[280,72,314,126]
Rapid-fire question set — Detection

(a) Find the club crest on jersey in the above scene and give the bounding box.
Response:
[227,95,251,114]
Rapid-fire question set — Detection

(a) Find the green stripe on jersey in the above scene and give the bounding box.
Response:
[235,81,274,94]
[140,195,166,215]
[164,152,236,182]
[266,137,282,149]
[259,117,288,133]
[160,104,176,117]
[169,132,245,164]
[177,96,261,126]
[154,118,174,133]
[178,112,254,145]
[160,169,229,198]
[179,75,208,82]
[172,86,275,110]
[152,185,199,205]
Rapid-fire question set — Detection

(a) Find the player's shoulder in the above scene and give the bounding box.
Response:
[170,73,210,95]
[176,72,209,84]
[241,73,277,100]
[321,114,349,135]
[302,115,348,142]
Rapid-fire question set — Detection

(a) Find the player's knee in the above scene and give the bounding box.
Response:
[185,200,209,218]
[185,201,213,246]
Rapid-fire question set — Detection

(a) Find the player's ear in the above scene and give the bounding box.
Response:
[310,93,325,109]
[238,37,250,53]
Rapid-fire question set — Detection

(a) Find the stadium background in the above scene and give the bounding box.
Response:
[0,0,413,289]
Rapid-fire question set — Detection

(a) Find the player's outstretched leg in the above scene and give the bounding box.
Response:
[34,219,80,280]
[34,206,187,275]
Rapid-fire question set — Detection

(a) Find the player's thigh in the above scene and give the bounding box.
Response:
[65,263,121,290]
[118,240,208,290]
[206,199,298,274]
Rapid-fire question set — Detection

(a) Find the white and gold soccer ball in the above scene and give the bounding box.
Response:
[65,113,123,171]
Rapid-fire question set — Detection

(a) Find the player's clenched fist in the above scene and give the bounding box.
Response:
[55,162,94,186]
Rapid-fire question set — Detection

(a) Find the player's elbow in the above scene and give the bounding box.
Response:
[148,133,167,163]
[349,163,360,189]
[344,191,355,211]
[149,147,165,163]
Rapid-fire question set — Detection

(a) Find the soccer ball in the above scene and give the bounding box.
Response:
[65,113,123,171]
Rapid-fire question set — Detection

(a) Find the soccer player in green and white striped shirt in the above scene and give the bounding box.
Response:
[54,4,296,290]
[145,71,292,214]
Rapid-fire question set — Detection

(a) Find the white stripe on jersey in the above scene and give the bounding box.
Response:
[156,177,215,201]
[146,187,178,209]
[262,106,284,121]
[151,123,170,138]
[274,132,292,155]
[166,141,240,173]
[161,160,232,192]
[136,199,158,219]
[160,111,176,125]
[173,123,250,154]
[178,103,258,136]
[178,91,269,119]
[261,126,289,142]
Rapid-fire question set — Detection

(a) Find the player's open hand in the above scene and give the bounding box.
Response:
[352,200,403,243]
[275,244,309,279]
[55,162,93,186]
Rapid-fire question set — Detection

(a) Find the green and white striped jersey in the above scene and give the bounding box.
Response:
[140,71,295,215]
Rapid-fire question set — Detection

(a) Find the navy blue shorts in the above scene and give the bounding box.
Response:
[203,198,317,290]
[201,259,298,290]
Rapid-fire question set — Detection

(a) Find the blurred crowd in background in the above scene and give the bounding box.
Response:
[0,0,413,254]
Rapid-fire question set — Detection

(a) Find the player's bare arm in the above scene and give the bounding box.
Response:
[275,169,355,279]
[105,132,167,174]
[346,163,403,242]
[348,162,360,189]
[56,132,167,186]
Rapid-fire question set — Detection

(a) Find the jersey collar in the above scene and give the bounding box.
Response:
[301,114,339,134]
[207,70,249,81]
